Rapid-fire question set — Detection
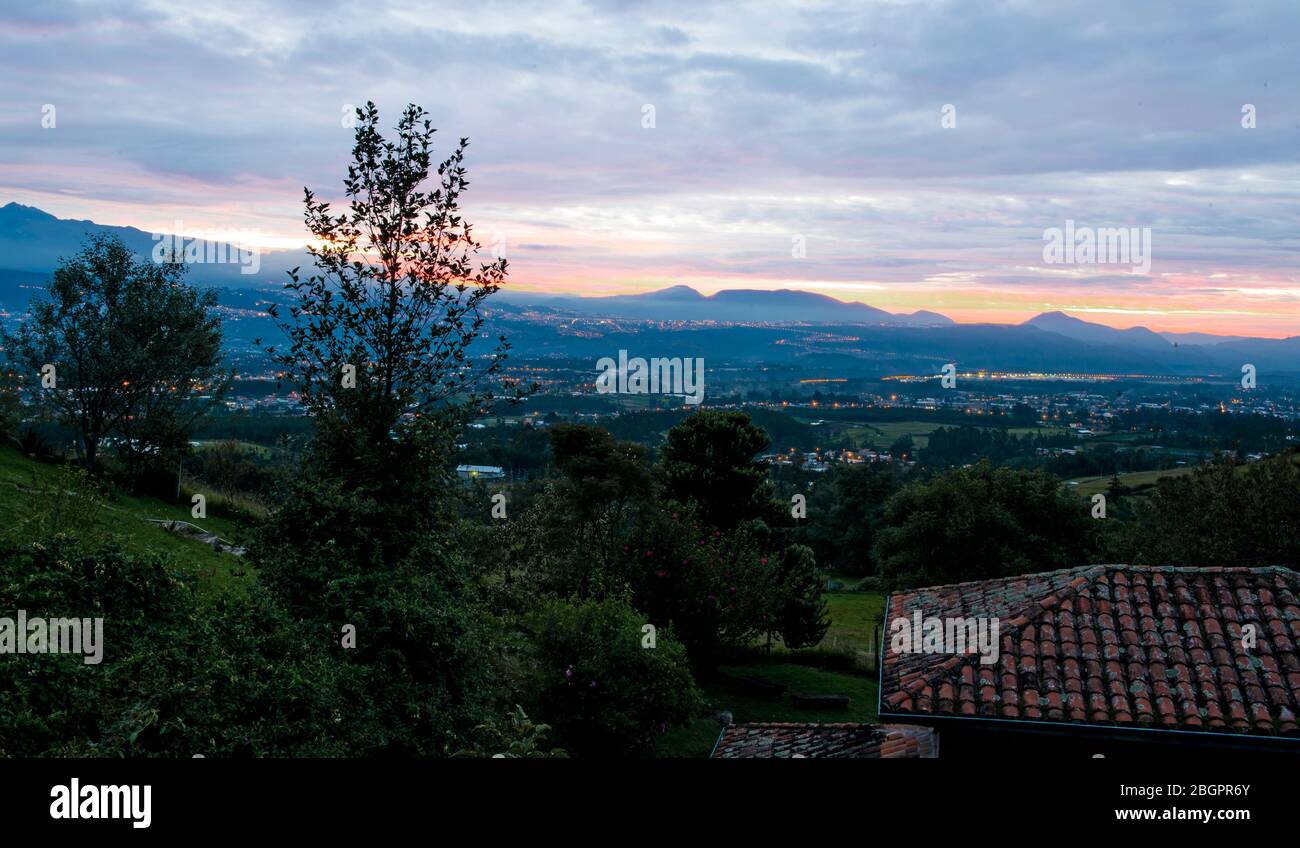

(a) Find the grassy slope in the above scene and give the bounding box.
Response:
[1064,466,1196,497]
[0,445,252,597]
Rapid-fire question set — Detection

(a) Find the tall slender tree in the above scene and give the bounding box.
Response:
[266,101,526,497]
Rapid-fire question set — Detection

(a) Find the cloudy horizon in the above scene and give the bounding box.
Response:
[3,0,1299,336]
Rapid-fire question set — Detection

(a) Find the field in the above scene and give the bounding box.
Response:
[0,445,253,597]
[815,418,1071,452]
[1064,466,1195,497]
[191,439,276,459]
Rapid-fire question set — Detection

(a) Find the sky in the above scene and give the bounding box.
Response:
[2,0,1299,337]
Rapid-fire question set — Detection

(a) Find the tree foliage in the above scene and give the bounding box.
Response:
[874,461,1097,588]
[6,233,226,472]
[265,101,526,493]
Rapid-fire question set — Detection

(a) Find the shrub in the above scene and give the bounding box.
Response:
[525,595,701,756]
[0,532,349,757]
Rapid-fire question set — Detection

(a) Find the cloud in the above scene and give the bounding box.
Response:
[1,0,1297,334]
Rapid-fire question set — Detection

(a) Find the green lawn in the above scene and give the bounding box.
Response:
[708,661,880,724]
[769,591,884,663]
[0,445,253,597]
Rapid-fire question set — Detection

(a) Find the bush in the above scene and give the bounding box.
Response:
[0,532,349,757]
[252,476,493,755]
[614,502,778,662]
[525,595,701,756]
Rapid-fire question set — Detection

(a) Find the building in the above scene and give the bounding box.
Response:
[710,722,938,758]
[879,564,1300,757]
[455,464,505,480]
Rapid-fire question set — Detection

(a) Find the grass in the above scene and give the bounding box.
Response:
[0,444,253,597]
[660,590,888,757]
[839,420,939,450]
[656,717,725,758]
[1065,466,1195,497]
[191,439,275,459]
[707,661,880,724]
[822,420,1069,452]
[767,591,885,669]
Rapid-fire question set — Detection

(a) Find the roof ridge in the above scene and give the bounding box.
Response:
[892,564,1112,700]
[893,563,1299,597]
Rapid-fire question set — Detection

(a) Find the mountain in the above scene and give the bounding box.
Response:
[1158,331,1249,346]
[0,202,308,286]
[3,204,1295,376]
[497,285,955,326]
[1023,311,1171,350]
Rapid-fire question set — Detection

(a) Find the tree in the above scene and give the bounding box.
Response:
[888,434,914,460]
[1112,451,1300,568]
[6,233,226,471]
[772,543,828,649]
[265,101,527,498]
[797,463,902,576]
[255,102,518,753]
[0,369,24,443]
[661,410,776,530]
[874,461,1097,588]
[542,424,655,590]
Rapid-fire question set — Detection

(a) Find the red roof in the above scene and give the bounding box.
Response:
[711,722,938,758]
[880,565,1300,737]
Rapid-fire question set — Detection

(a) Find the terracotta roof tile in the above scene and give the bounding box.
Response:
[710,723,938,758]
[881,565,1300,740]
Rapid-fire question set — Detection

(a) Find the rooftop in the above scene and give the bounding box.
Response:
[711,722,938,758]
[880,564,1300,738]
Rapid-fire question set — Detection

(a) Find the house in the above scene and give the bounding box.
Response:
[710,722,938,758]
[455,464,505,480]
[879,564,1300,757]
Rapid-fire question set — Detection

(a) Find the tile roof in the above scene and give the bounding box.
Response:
[880,565,1300,738]
[710,722,938,758]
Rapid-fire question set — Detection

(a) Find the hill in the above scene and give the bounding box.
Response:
[0,445,251,596]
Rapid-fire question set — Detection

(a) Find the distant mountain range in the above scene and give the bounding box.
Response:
[2,202,1296,375]
[496,284,954,326]
[0,202,308,286]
